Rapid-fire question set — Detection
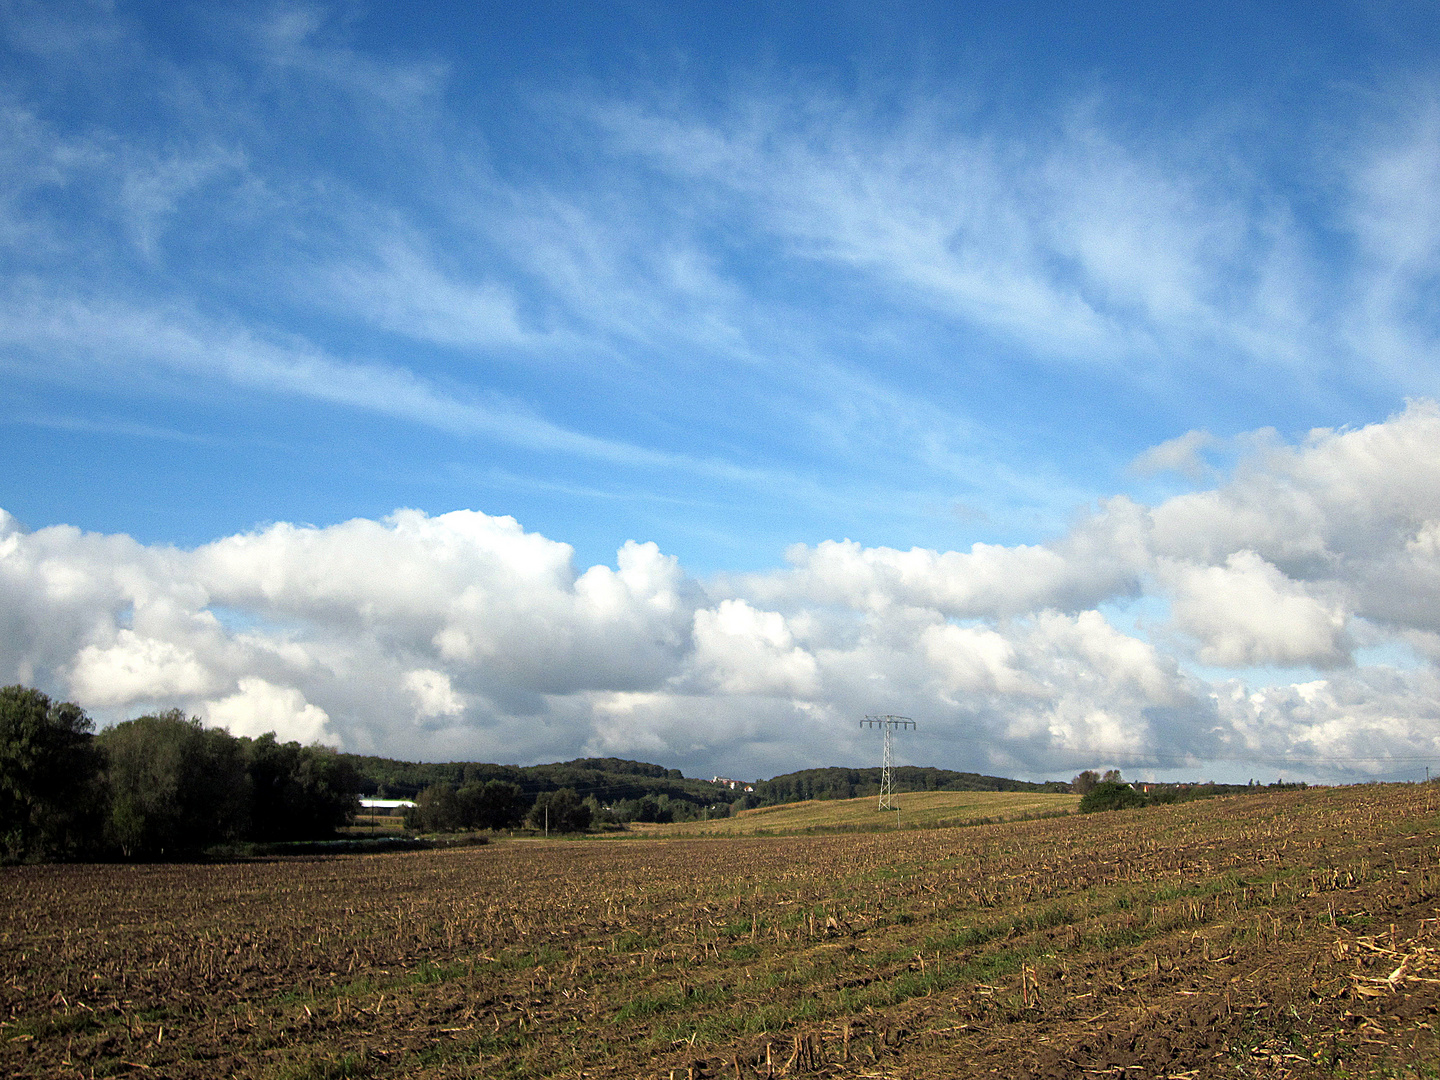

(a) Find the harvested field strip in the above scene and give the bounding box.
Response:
[3,785,1440,1078]
[635,789,1079,836]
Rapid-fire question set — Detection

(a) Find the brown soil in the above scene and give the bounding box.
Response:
[3,784,1439,1078]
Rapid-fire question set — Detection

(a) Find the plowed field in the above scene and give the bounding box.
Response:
[4,784,1440,1079]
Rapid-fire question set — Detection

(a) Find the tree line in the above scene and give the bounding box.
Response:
[1073,769,1308,813]
[378,761,1080,833]
[0,686,359,863]
[25,676,1303,857]
[402,783,731,833]
[751,765,1068,805]
[344,752,725,811]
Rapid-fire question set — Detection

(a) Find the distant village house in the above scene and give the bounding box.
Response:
[711,777,755,793]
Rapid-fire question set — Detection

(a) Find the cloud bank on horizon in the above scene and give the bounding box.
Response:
[3,2,1440,780]
[5,402,1440,780]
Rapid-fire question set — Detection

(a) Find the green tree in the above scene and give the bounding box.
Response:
[632,793,672,823]
[526,788,591,833]
[1071,770,1101,795]
[405,783,463,832]
[729,794,757,816]
[246,734,359,840]
[0,686,106,862]
[1079,781,1146,813]
[99,711,250,857]
[457,779,525,830]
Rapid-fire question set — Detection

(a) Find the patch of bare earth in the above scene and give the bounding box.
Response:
[3,785,1438,1078]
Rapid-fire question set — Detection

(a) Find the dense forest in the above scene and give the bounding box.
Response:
[0,686,359,862]
[750,765,1069,805]
[346,752,708,802]
[348,759,1069,809]
[345,753,739,826]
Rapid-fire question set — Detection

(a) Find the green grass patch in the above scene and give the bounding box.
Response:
[3,1010,105,1041]
[609,930,660,953]
[408,960,470,984]
[615,982,730,1023]
[493,944,568,969]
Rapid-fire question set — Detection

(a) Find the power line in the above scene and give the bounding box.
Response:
[860,715,915,810]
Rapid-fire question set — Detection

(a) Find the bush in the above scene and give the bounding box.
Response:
[1079,781,1146,813]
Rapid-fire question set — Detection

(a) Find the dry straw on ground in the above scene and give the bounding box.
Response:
[4,784,1439,1078]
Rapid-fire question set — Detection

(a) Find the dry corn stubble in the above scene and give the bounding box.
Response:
[3,784,1439,1078]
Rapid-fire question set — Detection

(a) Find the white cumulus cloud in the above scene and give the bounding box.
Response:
[3,402,1440,780]
[404,668,464,719]
[69,630,218,706]
[203,678,335,745]
[1159,551,1352,669]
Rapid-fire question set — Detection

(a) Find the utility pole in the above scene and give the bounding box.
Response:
[861,715,916,810]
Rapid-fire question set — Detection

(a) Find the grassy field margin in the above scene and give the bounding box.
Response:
[624,790,1080,837]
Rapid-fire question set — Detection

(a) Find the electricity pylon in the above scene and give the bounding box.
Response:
[860,715,915,810]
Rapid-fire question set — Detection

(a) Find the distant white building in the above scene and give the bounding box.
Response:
[360,798,417,810]
[711,777,755,793]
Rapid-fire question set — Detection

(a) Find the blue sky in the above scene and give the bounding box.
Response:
[4,1,1440,781]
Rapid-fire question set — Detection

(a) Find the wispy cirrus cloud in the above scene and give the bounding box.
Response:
[573,82,1440,401]
[0,287,785,480]
[579,93,1288,360]
[7,1,1440,742]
